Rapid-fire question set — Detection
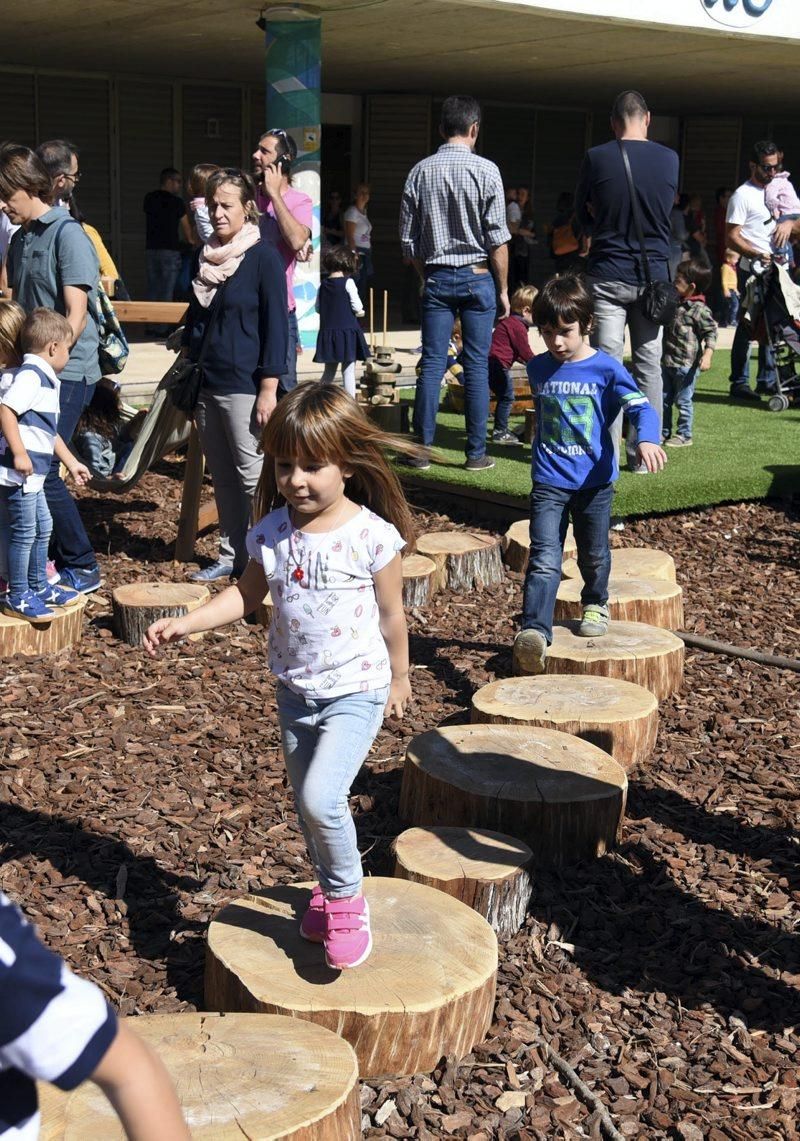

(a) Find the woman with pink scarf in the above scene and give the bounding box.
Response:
[181,168,288,583]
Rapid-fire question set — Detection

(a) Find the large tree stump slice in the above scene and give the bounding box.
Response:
[399,725,627,866]
[502,519,576,574]
[0,598,86,657]
[545,620,684,699]
[112,582,210,645]
[38,1012,360,1140]
[471,674,658,772]
[416,531,504,592]
[555,575,684,630]
[393,826,532,938]
[562,546,677,583]
[402,553,437,607]
[205,877,497,1078]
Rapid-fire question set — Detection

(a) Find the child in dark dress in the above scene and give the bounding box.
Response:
[314,246,370,397]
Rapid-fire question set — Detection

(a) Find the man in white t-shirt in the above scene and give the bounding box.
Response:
[726,140,800,400]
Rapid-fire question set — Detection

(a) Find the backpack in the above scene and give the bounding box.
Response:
[54,218,129,375]
[551,215,580,258]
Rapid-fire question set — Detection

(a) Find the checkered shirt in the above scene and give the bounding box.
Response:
[662,298,718,370]
[399,143,511,266]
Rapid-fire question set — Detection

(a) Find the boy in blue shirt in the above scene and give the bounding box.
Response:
[513,275,666,675]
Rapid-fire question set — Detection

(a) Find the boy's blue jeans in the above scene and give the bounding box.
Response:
[276,682,389,898]
[488,357,515,433]
[662,364,697,440]
[521,482,613,645]
[0,487,52,595]
[414,265,497,460]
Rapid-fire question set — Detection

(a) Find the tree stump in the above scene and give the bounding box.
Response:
[112,582,210,646]
[555,576,684,630]
[523,406,536,444]
[471,674,658,771]
[205,877,498,1078]
[0,600,86,658]
[546,620,684,700]
[38,1012,359,1140]
[402,553,437,608]
[393,826,532,939]
[416,531,504,593]
[255,591,273,628]
[399,725,627,866]
[502,519,576,574]
[562,546,676,583]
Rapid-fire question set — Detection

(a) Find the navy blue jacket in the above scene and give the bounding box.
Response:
[575,139,679,285]
[183,241,288,394]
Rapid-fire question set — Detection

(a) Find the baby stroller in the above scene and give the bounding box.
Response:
[744,261,800,411]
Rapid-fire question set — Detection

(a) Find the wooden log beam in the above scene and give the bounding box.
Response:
[399,725,628,866]
[174,425,206,563]
[205,878,498,1078]
[471,674,658,772]
[393,826,533,939]
[38,1013,360,1140]
[416,531,504,593]
[111,301,188,324]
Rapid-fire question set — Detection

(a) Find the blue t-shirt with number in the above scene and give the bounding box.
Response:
[527,349,660,490]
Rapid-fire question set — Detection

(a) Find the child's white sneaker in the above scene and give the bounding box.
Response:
[579,605,609,637]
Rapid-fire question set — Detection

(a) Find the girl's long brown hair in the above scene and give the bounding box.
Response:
[0,300,26,369]
[255,384,419,548]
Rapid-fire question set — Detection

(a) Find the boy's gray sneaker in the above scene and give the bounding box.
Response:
[512,629,547,675]
[578,604,610,637]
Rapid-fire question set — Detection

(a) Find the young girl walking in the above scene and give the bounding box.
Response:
[0,301,25,592]
[144,384,414,970]
[314,246,370,397]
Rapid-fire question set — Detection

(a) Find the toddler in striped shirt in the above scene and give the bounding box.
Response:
[0,309,90,623]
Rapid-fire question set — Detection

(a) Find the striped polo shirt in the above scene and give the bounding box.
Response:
[0,356,61,493]
[0,892,117,1139]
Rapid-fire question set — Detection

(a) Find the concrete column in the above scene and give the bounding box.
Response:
[264,4,321,351]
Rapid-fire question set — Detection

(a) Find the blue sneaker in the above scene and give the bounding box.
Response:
[2,590,54,624]
[38,583,82,608]
[190,560,234,583]
[58,566,103,595]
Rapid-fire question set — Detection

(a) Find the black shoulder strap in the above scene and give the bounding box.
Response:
[618,140,652,287]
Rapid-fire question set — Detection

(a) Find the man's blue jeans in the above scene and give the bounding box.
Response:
[730,264,775,390]
[278,309,300,397]
[145,249,181,302]
[414,266,497,460]
[521,482,613,644]
[276,682,389,898]
[662,364,697,440]
[0,486,52,595]
[45,378,98,572]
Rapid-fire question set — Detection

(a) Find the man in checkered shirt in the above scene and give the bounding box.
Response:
[400,95,511,472]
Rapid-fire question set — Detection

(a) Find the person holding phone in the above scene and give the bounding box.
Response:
[252,129,312,397]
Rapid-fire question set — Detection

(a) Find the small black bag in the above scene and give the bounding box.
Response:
[618,141,679,327]
[162,281,227,415]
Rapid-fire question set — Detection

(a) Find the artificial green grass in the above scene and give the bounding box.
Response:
[399,351,799,517]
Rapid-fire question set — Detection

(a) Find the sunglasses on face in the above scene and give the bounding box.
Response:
[757,161,782,174]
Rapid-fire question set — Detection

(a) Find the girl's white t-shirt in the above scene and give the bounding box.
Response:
[245,504,405,698]
[343,205,372,249]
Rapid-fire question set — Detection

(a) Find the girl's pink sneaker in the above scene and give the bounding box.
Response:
[323,895,372,970]
[299,884,325,943]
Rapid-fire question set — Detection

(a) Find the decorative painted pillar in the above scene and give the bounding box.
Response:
[264,4,321,350]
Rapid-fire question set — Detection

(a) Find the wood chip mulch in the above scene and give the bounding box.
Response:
[1,457,797,1139]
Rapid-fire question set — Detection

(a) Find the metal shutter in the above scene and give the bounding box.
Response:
[681,117,741,255]
[0,70,36,144]
[37,75,112,238]
[366,94,431,298]
[531,109,589,286]
[117,80,175,298]
[182,84,243,172]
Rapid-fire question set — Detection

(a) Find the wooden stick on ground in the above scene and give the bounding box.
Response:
[539,1038,625,1141]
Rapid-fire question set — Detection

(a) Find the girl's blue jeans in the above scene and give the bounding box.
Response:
[276,682,389,898]
[521,482,613,645]
[662,364,697,440]
[0,486,52,595]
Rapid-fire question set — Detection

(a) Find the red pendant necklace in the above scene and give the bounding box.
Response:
[287,501,348,588]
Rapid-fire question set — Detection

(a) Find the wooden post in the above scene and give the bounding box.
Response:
[369,287,375,352]
[175,424,206,563]
[382,289,388,348]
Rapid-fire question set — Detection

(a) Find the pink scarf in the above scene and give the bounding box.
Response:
[192,221,261,307]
